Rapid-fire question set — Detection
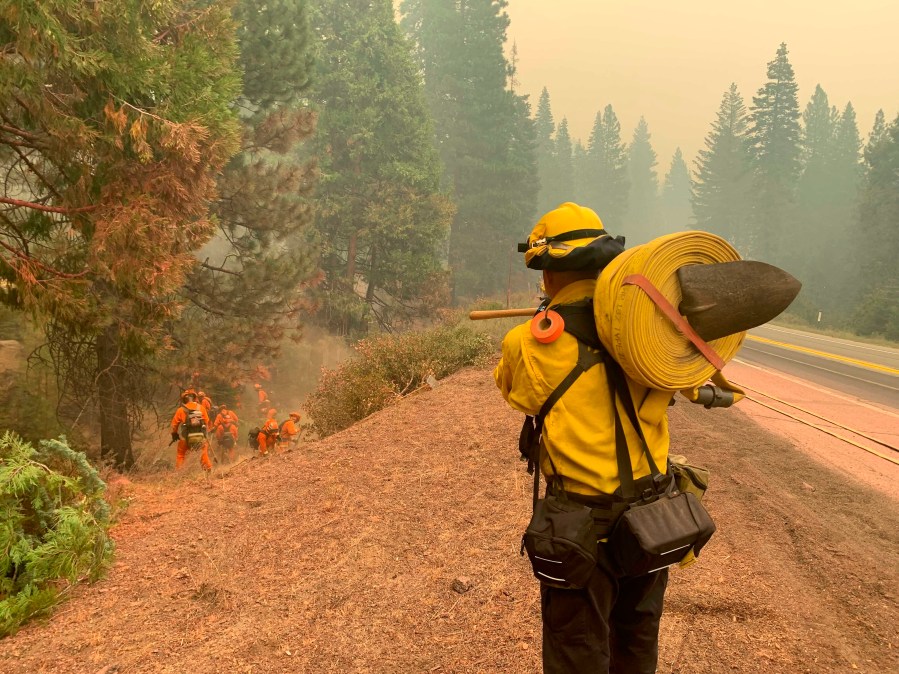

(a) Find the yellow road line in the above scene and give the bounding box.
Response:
[746,335,899,376]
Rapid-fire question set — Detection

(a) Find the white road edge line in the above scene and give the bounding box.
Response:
[731,357,899,421]
[740,346,899,392]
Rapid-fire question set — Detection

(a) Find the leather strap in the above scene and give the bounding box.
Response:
[623,273,725,370]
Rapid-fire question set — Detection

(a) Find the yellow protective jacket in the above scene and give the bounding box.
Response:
[494,279,675,497]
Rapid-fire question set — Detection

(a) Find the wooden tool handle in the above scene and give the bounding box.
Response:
[468,308,538,320]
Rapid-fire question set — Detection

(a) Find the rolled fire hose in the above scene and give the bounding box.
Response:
[595,231,746,393]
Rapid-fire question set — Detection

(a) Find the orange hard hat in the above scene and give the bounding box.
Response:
[267,408,277,419]
[181,389,196,402]
[198,391,206,397]
[290,411,301,420]
[254,383,262,389]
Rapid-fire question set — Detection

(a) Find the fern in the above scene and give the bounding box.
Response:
[0,432,114,636]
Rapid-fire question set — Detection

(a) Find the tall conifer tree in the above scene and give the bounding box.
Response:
[572,141,589,205]
[401,0,538,298]
[555,118,574,203]
[747,43,802,262]
[865,109,888,163]
[584,105,629,230]
[660,148,692,232]
[311,0,454,334]
[534,87,560,214]
[692,84,753,248]
[854,114,899,338]
[625,116,659,244]
[178,0,319,394]
[0,0,241,466]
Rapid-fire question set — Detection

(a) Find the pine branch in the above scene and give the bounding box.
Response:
[0,196,96,215]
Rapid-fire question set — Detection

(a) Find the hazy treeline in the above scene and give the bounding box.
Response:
[2,3,897,465]
[537,43,899,337]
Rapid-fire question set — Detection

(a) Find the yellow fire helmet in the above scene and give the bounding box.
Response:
[518,202,625,271]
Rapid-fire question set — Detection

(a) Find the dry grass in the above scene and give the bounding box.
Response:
[1,366,897,673]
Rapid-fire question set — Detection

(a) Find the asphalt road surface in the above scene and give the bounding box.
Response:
[736,324,899,410]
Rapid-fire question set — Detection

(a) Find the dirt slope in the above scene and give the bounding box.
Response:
[2,367,897,673]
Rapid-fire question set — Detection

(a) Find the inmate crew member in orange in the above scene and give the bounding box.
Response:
[279,411,301,449]
[255,383,270,414]
[197,391,213,415]
[256,408,280,456]
[213,405,240,444]
[495,203,674,674]
[170,390,212,471]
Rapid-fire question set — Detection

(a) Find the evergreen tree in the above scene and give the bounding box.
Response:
[747,43,802,262]
[572,141,589,205]
[660,148,692,233]
[555,118,575,203]
[791,88,863,322]
[178,0,319,395]
[584,105,629,231]
[865,109,888,165]
[311,0,454,334]
[625,116,659,244]
[534,87,560,214]
[692,83,753,248]
[0,1,241,467]
[854,114,899,339]
[401,0,538,299]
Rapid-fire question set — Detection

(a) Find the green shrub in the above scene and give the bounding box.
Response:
[306,323,494,437]
[0,433,114,636]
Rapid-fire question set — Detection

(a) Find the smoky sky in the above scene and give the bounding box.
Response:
[506,0,899,174]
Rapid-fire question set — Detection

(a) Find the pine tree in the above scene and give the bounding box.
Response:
[747,43,802,262]
[865,109,888,165]
[311,0,454,334]
[572,141,589,205]
[534,87,560,214]
[660,148,692,232]
[854,114,899,339]
[692,83,753,248]
[584,105,629,231]
[0,1,241,467]
[792,85,838,316]
[625,116,659,244]
[555,118,575,203]
[401,0,538,299]
[826,102,863,318]
[177,0,319,395]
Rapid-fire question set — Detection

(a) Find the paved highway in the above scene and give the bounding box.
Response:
[736,324,899,410]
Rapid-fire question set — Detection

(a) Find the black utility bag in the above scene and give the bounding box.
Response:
[604,358,716,576]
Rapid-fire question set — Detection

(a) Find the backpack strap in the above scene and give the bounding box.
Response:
[602,354,666,500]
[528,338,605,510]
[548,299,602,350]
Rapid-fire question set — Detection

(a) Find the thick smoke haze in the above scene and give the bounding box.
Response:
[506,0,899,163]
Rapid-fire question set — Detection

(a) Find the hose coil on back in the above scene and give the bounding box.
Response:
[594,231,745,391]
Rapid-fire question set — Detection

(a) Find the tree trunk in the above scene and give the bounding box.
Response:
[347,231,358,282]
[365,246,378,303]
[96,325,134,470]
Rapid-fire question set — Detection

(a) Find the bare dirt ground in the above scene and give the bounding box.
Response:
[1,365,897,673]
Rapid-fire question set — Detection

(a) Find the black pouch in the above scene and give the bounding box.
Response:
[609,491,716,576]
[603,355,717,576]
[522,494,597,589]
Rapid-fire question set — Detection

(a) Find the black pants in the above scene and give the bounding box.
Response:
[541,546,668,674]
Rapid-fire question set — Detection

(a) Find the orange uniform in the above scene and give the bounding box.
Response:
[279,413,301,449]
[256,409,280,456]
[170,401,211,470]
[213,408,240,443]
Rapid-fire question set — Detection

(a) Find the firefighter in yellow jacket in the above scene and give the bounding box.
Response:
[494,203,674,674]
